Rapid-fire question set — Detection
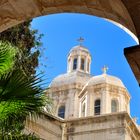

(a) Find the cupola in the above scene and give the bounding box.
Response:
[67,37,91,74]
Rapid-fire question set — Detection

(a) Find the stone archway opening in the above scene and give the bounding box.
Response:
[1,0,140,85]
[0,0,138,43]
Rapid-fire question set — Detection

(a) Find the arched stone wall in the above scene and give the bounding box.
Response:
[0,0,139,41]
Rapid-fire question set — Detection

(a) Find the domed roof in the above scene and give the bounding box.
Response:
[68,45,91,55]
[88,74,125,88]
[50,71,91,87]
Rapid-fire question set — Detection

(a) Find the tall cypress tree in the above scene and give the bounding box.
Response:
[0,20,43,77]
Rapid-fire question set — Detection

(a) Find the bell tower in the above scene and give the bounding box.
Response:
[67,37,91,74]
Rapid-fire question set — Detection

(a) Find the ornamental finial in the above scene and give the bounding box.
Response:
[77,37,84,46]
[102,65,108,74]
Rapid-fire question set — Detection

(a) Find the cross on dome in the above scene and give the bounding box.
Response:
[77,37,84,46]
[102,65,108,74]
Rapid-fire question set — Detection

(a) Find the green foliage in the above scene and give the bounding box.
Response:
[0,41,17,75]
[0,20,43,76]
[0,133,40,140]
[0,70,46,139]
[0,41,49,139]
[0,70,45,121]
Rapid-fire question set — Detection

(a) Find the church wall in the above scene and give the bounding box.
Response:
[86,91,92,116]
[66,89,78,119]
[66,113,126,140]
[106,90,111,113]
[26,114,62,140]
[124,119,140,140]
[85,84,130,116]
[87,85,112,116]
[125,133,132,140]
[101,88,107,114]
[66,113,140,140]
[88,91,93,116]
[73,90,80,118]
[26,112,140,140]
[68,130,125,140]
[49,87,82,119]
[50,82,131,120]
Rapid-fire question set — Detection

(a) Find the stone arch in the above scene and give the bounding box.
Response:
[0,0,139,42]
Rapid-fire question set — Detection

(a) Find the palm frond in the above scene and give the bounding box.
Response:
[0,69,47,123]
[0,41,50,139]
[0,41,17,75]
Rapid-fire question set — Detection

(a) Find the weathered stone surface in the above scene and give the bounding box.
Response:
[48,44,131,119]
[124,45,140,86]
[25,45,140,140]
[26,112,140,140]
[0,0,139,41]
[122,0,140,39]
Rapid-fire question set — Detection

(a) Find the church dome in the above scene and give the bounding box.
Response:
[68,45,90,55]
[50,71,91,87]
[88,73,125,88]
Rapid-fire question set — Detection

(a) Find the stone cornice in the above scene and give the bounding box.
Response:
[48,83,83,92]
[27,112,140,139]
[38,111,138,130]
[77,83,130,100]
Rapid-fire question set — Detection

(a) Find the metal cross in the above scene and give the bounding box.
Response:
[102,65,108,74]
[77,37,84,46]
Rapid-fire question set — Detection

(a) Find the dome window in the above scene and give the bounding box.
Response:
[73,58,77,70]
[81,58,85,70]
[58,105,65,118]
[94,99,101,115]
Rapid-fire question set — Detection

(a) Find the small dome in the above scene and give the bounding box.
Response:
[50,71,91,87]
[88,74,125,88]
[68,45,91,56]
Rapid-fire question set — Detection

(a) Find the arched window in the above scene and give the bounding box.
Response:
[94,99,101,115]
[58,106,65,118]
[80,58,85,70]
[73,58,77,70]
[81,101,86,117]
[111,100,118,113]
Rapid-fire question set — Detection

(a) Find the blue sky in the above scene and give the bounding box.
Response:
[31,13,140,123]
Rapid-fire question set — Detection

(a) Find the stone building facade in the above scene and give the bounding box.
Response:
[27,44,140,140]
[49,45,130,119]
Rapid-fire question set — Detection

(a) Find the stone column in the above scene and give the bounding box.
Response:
[85,57,88,73]
[101,88,108,114]
[61,123,67,140]
[67,57,70,73]
[86,93,90,116]
[127,101,130,114]
[78,55,81,71]
[89,61,91,74]
[120,93,125,112]
[105,90,110,113]
[88,91,93,116]
[68,57,73,73]
[73,91,79,118]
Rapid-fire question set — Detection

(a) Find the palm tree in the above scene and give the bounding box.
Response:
[0,41,49,139]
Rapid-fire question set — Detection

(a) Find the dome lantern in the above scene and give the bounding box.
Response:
[67,38,91,74]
